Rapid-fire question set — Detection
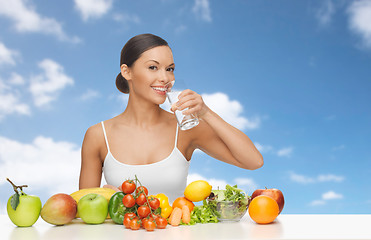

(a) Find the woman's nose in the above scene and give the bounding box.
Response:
[159,69,171,84]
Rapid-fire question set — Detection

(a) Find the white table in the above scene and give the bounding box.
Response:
[1,214,371,239]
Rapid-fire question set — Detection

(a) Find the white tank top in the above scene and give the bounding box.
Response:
[101,121,190,203]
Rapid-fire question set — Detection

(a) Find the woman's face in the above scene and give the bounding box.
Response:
[126,46,175,104]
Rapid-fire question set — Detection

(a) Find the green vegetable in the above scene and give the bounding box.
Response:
[212,184,247,202]
[108,192,134,224]
[182,200,219,225]
[208,184,250,221]
[182,184,250,224]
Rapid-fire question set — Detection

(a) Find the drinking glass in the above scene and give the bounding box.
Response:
[166,81,199,130]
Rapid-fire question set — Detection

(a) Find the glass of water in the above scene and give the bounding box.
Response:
[166,81,199,130]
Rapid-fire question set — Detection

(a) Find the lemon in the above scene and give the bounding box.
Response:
[184,180,212,202]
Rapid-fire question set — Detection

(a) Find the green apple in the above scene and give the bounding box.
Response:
[78,193,108,224]
[6,179,42,227]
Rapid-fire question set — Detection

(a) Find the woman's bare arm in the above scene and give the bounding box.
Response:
[79,124,104,189]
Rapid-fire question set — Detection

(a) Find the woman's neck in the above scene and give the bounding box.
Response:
[120,94,163,127]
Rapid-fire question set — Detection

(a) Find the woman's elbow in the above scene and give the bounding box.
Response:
[245,154,264,170]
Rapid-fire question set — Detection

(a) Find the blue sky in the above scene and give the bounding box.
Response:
[0,0,370,214]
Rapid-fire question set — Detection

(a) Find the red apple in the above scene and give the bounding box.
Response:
[41,193,77,225]
[251,188,285,214]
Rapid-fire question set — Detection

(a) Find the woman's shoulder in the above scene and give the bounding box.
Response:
[84,121,105,140]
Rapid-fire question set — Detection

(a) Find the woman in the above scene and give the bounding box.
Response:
[79,33,263,202]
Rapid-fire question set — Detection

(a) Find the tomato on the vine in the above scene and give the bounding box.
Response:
[135,186,148,195]
[143,220,156,231]
[148,197,160,210]
[136,193,147,206]
[124,212,137,219]
[137,205,150,218]
[130,218,141,230]
[155,217,168,229]
[123,217,131,228]
[122,194,135,208]
[121,180,136,194]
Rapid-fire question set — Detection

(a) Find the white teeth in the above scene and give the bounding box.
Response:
[152,87,166,92]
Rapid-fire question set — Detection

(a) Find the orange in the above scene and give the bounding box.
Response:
[172,197,195,212]
[248,195,279,224]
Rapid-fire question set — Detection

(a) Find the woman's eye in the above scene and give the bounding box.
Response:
[149,66,157,70]
[167,67,175,72]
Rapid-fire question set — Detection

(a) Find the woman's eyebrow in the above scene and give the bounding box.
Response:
[146,59,160,64]
[145,60,175,67]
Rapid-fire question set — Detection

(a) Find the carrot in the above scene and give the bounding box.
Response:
[169,207,182,226]
[181,205,191,224]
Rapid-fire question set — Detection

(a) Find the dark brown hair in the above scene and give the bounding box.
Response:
[116,33,169,93]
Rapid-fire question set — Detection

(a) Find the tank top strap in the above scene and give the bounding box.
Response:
[101,121,110,153]
[174,125,179,148]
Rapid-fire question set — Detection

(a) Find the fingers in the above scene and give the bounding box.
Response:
[176,89,205,116]
[103,184,121,192]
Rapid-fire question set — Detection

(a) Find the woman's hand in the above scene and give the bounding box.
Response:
[103,184,121,192]
[171,89,210,118]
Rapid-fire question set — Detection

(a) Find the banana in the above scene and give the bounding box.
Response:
[70,187,118,218]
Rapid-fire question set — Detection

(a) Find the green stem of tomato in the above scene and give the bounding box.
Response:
[133,175,158,227]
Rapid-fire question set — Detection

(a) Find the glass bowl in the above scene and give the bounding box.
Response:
[208,199,249,222]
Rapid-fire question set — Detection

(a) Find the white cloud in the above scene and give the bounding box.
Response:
[322,191,343,200]
[315,0,335,27]
[0,77,30,120]
[290,172,345,184]
[8,72,25,86]
[74,0,113,21]
[29,59,74,107]
[80,89,100,101]
[193,0,212,22]
[234,177,258,194]
[161,92,259,131]
[277,147,293,157]
[112,13,140,24]
[310,190,343,206]
[317,174,344,182]
[0,0,80,43]
[202,92,261,130]
[0,42,19,66]
[254,142,273,153]
[347,0,371,48]
[0,135,81,196]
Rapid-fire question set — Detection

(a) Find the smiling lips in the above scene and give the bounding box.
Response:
[151,86,168,95]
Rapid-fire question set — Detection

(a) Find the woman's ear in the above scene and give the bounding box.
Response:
[120,64,131,81]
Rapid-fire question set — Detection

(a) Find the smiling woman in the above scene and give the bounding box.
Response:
[79,33,263,203]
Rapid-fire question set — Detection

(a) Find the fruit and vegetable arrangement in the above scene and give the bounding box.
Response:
[5,177,285,231]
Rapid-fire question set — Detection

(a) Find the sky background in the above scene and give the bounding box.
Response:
[0,0,370,214]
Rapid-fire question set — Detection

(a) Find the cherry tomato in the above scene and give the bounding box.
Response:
[136,193,147,206]
[122,194,135,208]
[123,216,131,228]
[148,197,160,210]
[124,212,137,219]
[141,217,153,227]
[130,218,141,230]
[155,217,168,229]
[143,220,156,231]
[150,213,160,219]
[121,180,136,194]
[137,205,150,218]
[135,186,149,195]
